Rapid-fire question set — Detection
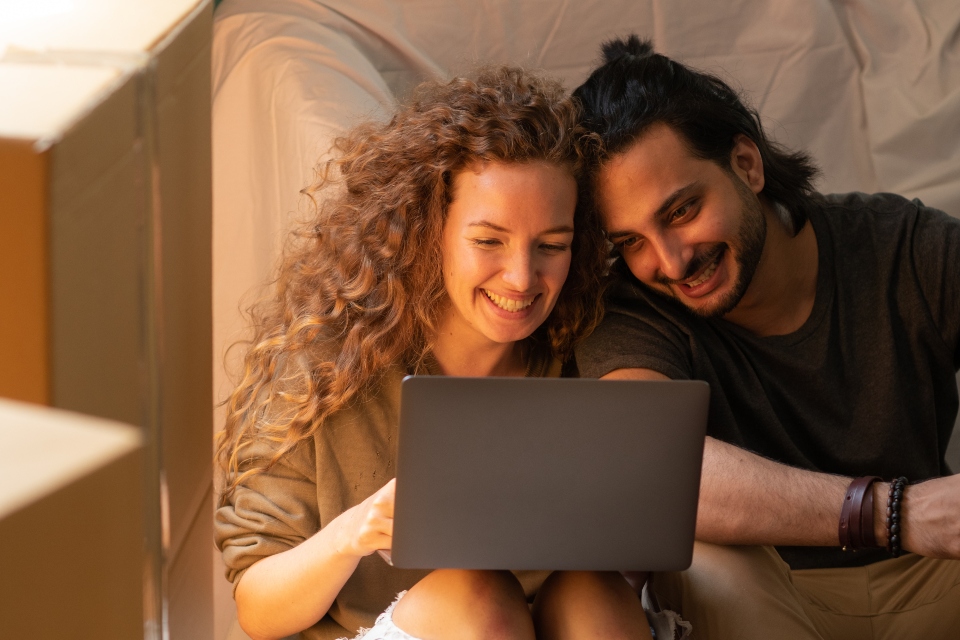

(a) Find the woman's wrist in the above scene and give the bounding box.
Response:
[325,503,382,561]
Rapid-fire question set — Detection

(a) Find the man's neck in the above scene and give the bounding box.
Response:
[722,204,819,337]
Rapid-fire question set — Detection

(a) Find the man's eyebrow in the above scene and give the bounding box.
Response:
[606,181,702,240]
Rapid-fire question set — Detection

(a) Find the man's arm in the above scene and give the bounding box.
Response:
[604,367,960,556]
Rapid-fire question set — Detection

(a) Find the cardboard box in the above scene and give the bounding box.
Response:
[0,399,144,638]
[0,2,213,637]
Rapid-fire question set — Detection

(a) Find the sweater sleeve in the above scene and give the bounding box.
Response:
[214,435,320,593]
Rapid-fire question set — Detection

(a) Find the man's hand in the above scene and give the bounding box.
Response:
[899,475,960,558]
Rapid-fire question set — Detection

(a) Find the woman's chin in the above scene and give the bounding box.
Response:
[478,317,545,345]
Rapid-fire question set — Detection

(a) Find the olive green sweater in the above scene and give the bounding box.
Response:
[215,353,559,639]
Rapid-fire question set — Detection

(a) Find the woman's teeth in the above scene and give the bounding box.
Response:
[687,257,719,288]
[483,290,534,312]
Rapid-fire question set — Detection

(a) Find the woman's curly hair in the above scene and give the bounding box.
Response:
[216,66,608,501]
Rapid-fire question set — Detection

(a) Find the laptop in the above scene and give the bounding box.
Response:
[388,376,709,572]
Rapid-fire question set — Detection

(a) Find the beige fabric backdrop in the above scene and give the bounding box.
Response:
[210,2,960,637]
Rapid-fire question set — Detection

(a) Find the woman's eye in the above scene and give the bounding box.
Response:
[471,238,501,247]
[618,236,641,251]
[540,243,569,253]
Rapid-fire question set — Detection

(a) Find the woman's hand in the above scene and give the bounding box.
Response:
[333,478,396,558]
[235,478,397,640]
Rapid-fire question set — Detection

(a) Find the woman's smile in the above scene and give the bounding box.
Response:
[481,289,539,314]
[436,160,576,353]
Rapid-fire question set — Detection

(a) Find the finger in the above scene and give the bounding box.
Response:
[372,479,396,517]
[367,511,394,537]
[376,477,396,498]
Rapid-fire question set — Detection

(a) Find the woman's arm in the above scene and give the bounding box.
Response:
[235,479,396,640]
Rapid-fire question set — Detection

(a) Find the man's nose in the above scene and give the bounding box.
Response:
[501,248,537,291]
[653,234,694,283]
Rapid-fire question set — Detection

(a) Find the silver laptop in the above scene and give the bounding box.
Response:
[389,377,709,571]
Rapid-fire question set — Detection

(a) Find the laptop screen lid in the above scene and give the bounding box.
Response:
[391,377,709,571]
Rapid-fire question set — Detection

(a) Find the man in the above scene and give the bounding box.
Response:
[573,36,960,639]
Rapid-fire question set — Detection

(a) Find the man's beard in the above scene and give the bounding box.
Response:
[656,176,766,318]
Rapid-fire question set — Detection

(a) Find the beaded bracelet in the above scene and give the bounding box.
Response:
[885,476,908,557]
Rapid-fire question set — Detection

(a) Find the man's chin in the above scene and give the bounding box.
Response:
[663,285,743,319]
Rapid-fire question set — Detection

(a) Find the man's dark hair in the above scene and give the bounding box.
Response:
[573,35,820,234]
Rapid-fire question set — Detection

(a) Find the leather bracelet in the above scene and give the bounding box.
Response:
[860,476,879,548]
[839,476,881,550]
[886,476,908,557]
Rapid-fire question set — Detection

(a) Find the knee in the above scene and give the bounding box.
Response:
[686,543,785,594]
[393,569,532,640]
[653,544,821,640]
[534,571,648,639]
[537,570,636,603]
[656,542,789,610]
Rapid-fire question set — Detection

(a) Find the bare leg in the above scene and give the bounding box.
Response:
[392,569,535,640]
[533,571,653,640]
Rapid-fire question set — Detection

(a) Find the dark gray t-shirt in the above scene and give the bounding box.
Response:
[577,192,960,570]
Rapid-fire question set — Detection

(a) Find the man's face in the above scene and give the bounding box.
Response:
[596,124,767,318]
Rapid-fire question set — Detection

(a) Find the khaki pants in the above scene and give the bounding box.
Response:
[653,543,960,640]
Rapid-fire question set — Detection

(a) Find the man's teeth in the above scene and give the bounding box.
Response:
[483,290,534,312]
[687,257,719,287]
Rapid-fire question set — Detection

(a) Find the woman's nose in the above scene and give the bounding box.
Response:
[501,249,537,291]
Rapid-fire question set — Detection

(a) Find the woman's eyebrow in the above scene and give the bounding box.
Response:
[468,220,509,232]
[467,222,574,234]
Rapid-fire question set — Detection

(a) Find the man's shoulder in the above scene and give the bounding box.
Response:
[575,264,697,379]
[603,264,697,327]
[815,190,957,246]
[816,191,924,225]
[819,190,919,211]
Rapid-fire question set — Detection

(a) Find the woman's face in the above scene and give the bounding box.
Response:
[440,160,577,348]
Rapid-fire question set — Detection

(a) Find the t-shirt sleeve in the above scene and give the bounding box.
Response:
[909,201,960,366]
[576,285,693,380]
[214,435,319,593]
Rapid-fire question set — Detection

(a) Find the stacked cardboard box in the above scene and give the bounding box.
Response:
[0,1,213,637]
[0,399,143,638]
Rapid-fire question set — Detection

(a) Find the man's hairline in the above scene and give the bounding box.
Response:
[592,121,751,236]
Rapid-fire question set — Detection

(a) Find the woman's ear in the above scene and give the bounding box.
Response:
[730,134,765,194]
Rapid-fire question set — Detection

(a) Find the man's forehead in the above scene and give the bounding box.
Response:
[597,125,702,211]
[604,124,698,175]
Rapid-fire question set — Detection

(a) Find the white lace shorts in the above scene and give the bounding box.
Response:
[340,591,416,640]
[340,589,692,640]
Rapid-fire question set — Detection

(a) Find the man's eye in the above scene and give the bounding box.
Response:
[670,200,696,222]
[619,236,640,249]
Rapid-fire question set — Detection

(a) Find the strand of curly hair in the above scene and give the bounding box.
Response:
[216,66,608,504]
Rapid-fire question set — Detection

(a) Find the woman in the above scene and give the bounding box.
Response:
[215,67,654,640]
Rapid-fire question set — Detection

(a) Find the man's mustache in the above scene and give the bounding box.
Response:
[656,244,725,286]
